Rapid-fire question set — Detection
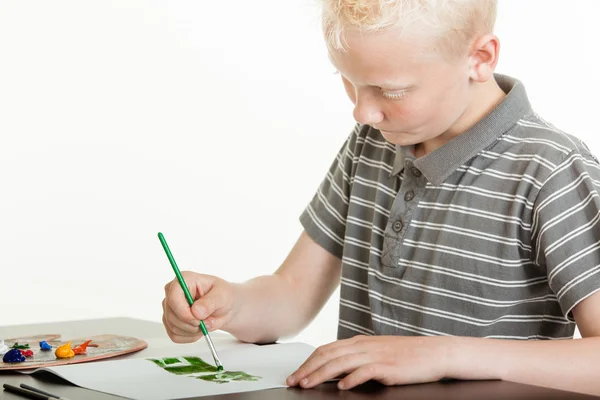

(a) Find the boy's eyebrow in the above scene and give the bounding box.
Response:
[377,81,413,89]
[335,70,413,89]
[328,54,413,89]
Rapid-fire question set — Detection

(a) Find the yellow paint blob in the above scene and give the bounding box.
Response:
[55,341,75,359]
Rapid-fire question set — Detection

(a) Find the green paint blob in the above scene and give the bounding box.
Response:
[165,364,218,375]
[183,356,217,369]
[148,356,260,384]
[196,374,229,384]
[11,343,30,350]
[149,359,165,368]
[197,371,261,384]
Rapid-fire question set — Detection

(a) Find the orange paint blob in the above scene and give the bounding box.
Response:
[55,341,75,359]
[72,340,92,355]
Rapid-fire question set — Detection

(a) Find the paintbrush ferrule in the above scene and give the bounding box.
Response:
[203,334,223,371]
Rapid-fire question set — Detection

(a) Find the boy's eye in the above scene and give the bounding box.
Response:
[381,90,406,100]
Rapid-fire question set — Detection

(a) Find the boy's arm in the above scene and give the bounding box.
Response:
[448,291,600,395]
[287,291,600,395]
[222,126,359,344]
[224,230,342,344]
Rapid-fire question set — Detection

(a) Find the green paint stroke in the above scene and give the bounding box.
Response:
[197,371,261,384]
[12,343,30,349]
[148,356,261,384]
[183,356,218,369]
[165,364,218,375]
[149,359,166,368]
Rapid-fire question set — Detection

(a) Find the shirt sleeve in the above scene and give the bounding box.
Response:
[299,125,360,259]
[532,149,600,320]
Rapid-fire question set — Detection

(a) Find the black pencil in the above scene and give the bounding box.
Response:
[20,384,69,400]
[3,384,51,400]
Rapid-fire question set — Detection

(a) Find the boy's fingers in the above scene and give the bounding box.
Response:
[168,334,202,344]
[191,291,219,320]
[165,284,198,325]
[163,315,203,343]
[163,281,173,296]
[204,315,228,332]
[166,319,200,337]
[165,303,201,334]
[181,272,215,298]
[162,273,227,337]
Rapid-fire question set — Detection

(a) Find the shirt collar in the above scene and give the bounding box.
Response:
[389,74,532,185]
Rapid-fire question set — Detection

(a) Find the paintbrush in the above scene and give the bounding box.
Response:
[157,232,224,371]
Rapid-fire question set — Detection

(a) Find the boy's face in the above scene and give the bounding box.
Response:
[329,28,474,146]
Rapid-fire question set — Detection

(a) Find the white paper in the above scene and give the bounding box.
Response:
[29,342,315,399]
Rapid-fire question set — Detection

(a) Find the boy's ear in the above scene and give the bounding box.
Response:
[468,34,500,82]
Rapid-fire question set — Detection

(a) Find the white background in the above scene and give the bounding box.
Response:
[1,0,598,344]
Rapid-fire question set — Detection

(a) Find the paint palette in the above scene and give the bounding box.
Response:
[0,334,147,371]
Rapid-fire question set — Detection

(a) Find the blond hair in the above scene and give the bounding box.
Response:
[322,0,497,59]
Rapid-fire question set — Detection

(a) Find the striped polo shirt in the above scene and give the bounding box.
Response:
[300,74,600,340]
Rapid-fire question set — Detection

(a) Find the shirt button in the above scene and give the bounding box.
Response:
[411,167,422,177]
[392,220,403,232]
[404,190,415,201]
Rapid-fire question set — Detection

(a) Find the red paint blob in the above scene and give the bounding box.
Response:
[18,349,33,357]
[73,340,92,355]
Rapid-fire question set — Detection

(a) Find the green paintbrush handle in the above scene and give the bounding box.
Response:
[157,232,210,336]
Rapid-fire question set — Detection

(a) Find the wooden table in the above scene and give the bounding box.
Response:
[1,318,597,399]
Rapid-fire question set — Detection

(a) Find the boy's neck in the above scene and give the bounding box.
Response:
[414,77,506,158]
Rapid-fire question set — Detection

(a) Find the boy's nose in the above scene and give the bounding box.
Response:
[352,89,384,125]
[353,102,384,126]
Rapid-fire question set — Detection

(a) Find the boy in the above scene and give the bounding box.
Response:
[162,0,600,395]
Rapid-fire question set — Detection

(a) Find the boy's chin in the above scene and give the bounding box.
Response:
[379,130,418,146]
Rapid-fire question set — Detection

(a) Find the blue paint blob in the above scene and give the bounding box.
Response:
[3,348,26,363]
[39,341,52,351]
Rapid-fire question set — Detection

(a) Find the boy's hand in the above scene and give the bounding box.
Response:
[162,272,237,343]
[286,335,451,390]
